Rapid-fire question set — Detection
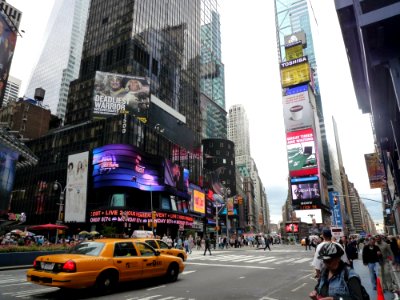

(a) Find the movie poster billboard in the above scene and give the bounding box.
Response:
[0,145,18,213]
[65,152,89,223]
[364,153,385,189]
[282,89,313,132]
[93,71,150,121]
[293,209,323,224]
[193,189,205,214]
[0,12,17,103]
[285,223,299,233]
[286,128,318,177]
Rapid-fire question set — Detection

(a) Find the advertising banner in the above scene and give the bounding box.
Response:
[364,153,385,189]
[282,90,313,132]
[89,209,193,227]
[285,223,299,233]
[286,128,318,177]
[93,71,150,121]
[329,191,343,227]
[0,145,18,213]
[284,31,307,48]
[0,13,17,102]
[65,151,89,223]
[93,144,163,191]
[193,189,205,214]
[291,177,321,207]
[280,56,310,88]
[285,42,304,61]
[293,209,323,224]
[227,197,234,216]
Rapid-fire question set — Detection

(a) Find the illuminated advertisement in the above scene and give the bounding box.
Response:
[65,152,89,223]
[284,31,307,48]
[227,197,234,216]
[0,145,18,213]
[294,209,323,224]
[164,159,189,193]
[329,191,343,227]
[280,56,310,88]
[285,42,304,61]
[93,71,150,122]
[93,144,163,191]
[0,13,17,102]
[291,177,321,207]
[282,89,313,132]
[286,128,318,177]
[193,189,205,214]
[89,209,193,227]
[285,223,299,233]
[364,153,385,189]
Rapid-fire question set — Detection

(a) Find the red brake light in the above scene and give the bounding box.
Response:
[62,260,76,272]
[33,259,38,268]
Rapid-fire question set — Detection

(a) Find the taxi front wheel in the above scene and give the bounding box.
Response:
[165,263,179,282]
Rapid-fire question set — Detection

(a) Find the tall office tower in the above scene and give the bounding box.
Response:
[200,3,226,139]
[2,75,20,107]
[0,1,21,108]
[24,0,90,121]
[228,104,251,159]
[65,0,201,149]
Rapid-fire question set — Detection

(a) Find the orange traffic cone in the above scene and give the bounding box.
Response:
[376,277,384,300]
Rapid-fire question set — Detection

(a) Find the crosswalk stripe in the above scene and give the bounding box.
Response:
[293,258,312,264]
[3,287,58,296]
[259,258,278,263]
[274,258,296,264]
[134,295,162,300]
[245,257,275,263]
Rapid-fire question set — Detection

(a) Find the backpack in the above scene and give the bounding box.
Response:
[344,267,370,300]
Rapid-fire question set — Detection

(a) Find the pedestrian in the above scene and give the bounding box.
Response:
[362,237,380,290]
[305,236,310,250]
[309,242,366,300]
[204,235,212,256]
[264,235,271,251]
[342,235,358,268]
[375,235,397,292]
[390,236,400,272]
[312,229,349,279]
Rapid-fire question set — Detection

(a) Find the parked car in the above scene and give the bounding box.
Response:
[132,238,187,261]
[26,238,185,291]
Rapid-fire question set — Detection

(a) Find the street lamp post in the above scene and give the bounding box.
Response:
[53,180,66,243]
[224,187,231,242]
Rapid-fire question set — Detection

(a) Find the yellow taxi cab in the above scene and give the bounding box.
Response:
[133,238,187,261]
[26,238,185,291]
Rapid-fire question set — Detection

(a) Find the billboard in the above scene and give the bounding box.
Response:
[287,128,318,177]
[280,56,310,88]
[164,159,189,193]
[0,145,18,213]
[293,209,323,224]
[284,31,307,48]
[0,13,17,103]
[93,71,150,121]
[282,89,313,131]
[329,191,343,227]
[93,144,163,191]
[291,177,321,207]
[193,189,205,214]
[65,152,89,223]
[285,223,299,233]
[364,153,385,189]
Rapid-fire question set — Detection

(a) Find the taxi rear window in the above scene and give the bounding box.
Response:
[68,242,104,256]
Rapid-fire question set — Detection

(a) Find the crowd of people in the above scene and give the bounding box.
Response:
[307,229,400,299]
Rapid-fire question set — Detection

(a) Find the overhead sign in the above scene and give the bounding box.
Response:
[280,56,310,88]
[329,191,343,227]
[286,128,318,177]
[282,89,313,132]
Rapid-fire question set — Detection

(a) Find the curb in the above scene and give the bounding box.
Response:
[0,265,31,271]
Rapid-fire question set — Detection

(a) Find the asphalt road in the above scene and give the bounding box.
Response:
[0,245,318,300]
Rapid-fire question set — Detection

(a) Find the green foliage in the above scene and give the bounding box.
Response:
[0,244,71,253]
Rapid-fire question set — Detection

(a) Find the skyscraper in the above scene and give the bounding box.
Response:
[200,3,226,139]
[25,0,90,121]
[2,75,20,107]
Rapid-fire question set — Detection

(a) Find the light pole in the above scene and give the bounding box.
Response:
[53,180,66,243]
[224,187,231,242]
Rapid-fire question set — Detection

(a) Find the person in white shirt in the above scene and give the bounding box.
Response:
[312,229,349,279]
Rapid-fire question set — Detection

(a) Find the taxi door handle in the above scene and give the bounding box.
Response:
[117,260,122,263]
[143,259,148,262]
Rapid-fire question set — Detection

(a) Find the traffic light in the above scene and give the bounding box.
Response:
[333,196,338,205]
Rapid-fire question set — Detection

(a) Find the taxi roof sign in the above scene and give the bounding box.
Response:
[131,230,154,238]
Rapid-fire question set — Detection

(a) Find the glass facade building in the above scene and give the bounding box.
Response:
[25,0,90,121]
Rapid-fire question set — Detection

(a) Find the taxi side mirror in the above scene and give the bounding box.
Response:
[155,250,161,256]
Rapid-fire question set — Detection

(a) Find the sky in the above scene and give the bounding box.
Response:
[7,0,382,225]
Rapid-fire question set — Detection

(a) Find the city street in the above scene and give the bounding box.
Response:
[0,245,319,300]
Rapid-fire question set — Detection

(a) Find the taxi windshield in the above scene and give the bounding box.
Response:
[68,242,105,256]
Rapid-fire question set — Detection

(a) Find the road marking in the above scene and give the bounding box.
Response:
[185,262,274,269]
[291,282,308,292]
[134,295,162,300]
[245,257,273,263]
[157,297,175,300]
[259,258,278,263]
[147,286,166,291]
[0,278,24,284]
[239,276,245,279]
[293,257,312,263]
[259,296,279,300]
[274,258,296,264]
[294,272,315,283]
[182,270,196,275]
[4,287,59,297]
[0,282,31,287]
